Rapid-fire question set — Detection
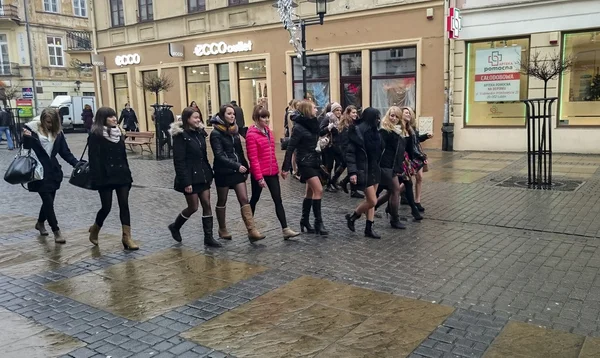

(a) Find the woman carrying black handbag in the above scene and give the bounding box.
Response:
[22,108,79,244]
[87,107,139,251]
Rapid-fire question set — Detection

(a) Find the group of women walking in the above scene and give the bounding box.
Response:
[23,98,430,251]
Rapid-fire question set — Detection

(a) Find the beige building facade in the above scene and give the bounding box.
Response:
[0,0,94,113]
[450,0,600,153]
[92,0,446,148]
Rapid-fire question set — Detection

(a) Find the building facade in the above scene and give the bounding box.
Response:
[450,0,600,153]
[0,0,95,113]
[92,0,445,147]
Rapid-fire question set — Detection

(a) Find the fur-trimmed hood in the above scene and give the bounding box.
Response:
[169,120,205,137]
[25,119,43,134]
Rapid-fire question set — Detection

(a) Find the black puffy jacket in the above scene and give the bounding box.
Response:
[170,121,213,192]
[282,112,320,172]
[346,108,383,188]
[209,116,248,176]
[379,128,408,175]
[88,131,133,190]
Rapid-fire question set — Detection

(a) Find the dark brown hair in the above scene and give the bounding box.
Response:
[91,107,118,137]
[218,104,235,124]
[180,107,200,130]
[252,105,270,122]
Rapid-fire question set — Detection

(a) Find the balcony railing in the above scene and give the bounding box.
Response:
[66,31,93,51]
[0,63,21,77]
[0,5,20,22]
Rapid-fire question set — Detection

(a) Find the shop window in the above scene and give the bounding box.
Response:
[110,0,125,27]
[186,66,211,123]
[370,47,416,115]
[238,60,267,127]
[218,63,231,106]
[464,38,529,126]
[560,30,600,126]
[340,52,362,109]
[112,74,129,113]
[138,0,153,22]
[142,70,158,130]
[292,54,330,111]
[188,0,205,13]
[228,0,248,5]
[47,36,64,67]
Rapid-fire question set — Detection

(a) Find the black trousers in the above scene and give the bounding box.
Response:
[249,175,287,228]
[322,147,344,179]
[38,191,59,232]
[95,185,131,227]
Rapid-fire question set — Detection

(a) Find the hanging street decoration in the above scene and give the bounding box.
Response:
[277,0,303,59]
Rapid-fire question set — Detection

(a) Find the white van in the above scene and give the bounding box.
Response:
[33,96,96,130]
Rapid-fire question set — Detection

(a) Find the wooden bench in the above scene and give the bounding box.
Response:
[124,131,154,155]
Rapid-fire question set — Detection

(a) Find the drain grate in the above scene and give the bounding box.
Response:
[495,176,585,192]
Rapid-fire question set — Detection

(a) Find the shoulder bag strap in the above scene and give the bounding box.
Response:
[79,143,88,161]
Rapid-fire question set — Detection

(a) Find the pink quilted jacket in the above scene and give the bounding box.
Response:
[246,125,279,181]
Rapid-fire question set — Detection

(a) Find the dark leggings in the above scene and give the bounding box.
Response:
[95,185,131,227]
[182,190,212,218]
[38,191,59,232]
[323,147,344,181]
[250,175,287,228]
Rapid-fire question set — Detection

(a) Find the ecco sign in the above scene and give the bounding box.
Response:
[193,41,252,57]
[115,54,141,66]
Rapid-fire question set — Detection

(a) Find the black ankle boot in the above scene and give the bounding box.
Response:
[300,198,315,233]
[411,207,423,221]
[340,177,349,194]
[346,211,361,232]
[312,199,328,235]
[390,215,406,229]
[168,214,188,242]
[202,216,222,247]
[365,220,381,239]
[415,203,425,212]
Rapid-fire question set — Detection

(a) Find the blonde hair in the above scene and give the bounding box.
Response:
[381,106,408,136]
[288,99,299,110]
[401,106,417,130]
[338,105,357,132]
[39,108,62,137]
[296,100,315,118]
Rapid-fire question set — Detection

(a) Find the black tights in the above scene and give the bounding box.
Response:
[376,177,417,212]
[216,182,248,208]
[182,190,212,218]
[95,186,131,227]
[38,191,59,232]
[250,175,287,228]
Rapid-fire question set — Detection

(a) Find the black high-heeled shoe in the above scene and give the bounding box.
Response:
[300,219,315,233]
[314,221,328,236]
[411,207,423,221]
[415,203,425,212]
[346,212,360,232]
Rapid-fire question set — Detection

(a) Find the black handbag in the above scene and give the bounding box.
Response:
[69,144,93,190]
[4,149,38,185]
[280,137,290,150]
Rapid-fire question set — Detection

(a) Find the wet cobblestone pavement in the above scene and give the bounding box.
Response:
[2,134,600,357]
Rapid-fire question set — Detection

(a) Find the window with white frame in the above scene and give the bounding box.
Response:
[0,34,10,75]
[47,37,64,67]
[44,0,59,13]
[73,0,87,17]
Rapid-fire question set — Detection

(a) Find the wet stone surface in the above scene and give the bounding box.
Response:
[2,134,600,357]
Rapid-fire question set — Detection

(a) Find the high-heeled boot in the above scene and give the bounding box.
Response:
[168,213,188,242]
[340,176,350,194]
[88,223,101,246]
[202,216,222,247]
[365,220,381,239]
[345,211,361,232]
[390,213,406,229]
[241,204,265,242]
[300,198,314,233]
[312,199,328,235]
[121,225,139,250]
[215,206,232,240]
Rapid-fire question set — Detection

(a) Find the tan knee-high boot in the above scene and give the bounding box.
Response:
[215,206,232,240]
[121,225,139,251]
[241,204,265,242]
[88,223,101,246]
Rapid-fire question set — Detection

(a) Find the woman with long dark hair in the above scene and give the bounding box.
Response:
[246,105,299,240]
[210,104,265,243]
[167,108,221,247]
[189,101,204,124]
[281,100,328,235]
[345,107,384,239]
[319,102,344,192]
[87,107,139,250]
[23,108,79,243]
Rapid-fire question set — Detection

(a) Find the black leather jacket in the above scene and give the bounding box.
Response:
[379,129,408,174]
[209,116,248,175]
[282,112,321,172]
[170,121,213,192]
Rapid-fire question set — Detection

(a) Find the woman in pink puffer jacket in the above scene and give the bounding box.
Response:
[246,105,299,240]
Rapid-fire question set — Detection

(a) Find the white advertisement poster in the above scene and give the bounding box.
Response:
[16,31,30,66]
[474,46,521,102]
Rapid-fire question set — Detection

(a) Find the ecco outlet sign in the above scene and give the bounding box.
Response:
[193,41,253,57]
[115,54,141,66]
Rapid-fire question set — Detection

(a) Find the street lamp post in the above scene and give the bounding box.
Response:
[301,0,332,99]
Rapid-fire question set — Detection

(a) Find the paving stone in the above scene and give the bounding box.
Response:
[168,341,198,355]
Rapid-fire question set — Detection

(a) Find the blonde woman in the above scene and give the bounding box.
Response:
[402,107,432,211]
[377,107,423,228]
[281,100,328,235]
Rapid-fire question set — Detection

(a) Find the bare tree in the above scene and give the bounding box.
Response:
[136,72,173,106]
[0,82,21,107]
[518,50,575,98]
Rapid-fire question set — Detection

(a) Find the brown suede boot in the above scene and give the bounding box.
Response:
[88,223,101,246]
[215,206,232,240]
[241,204,265,242]
[121,225,139,251]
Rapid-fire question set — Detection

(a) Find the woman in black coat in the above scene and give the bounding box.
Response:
[210,104,264,243]
[118,103,139,132]
[23,108,79,244]
[87,107,139,251]
[345,107,384,239]
[281,100,328,236]
[319,102,344,192]
[403,107,432,212]
[167,108,221,247]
